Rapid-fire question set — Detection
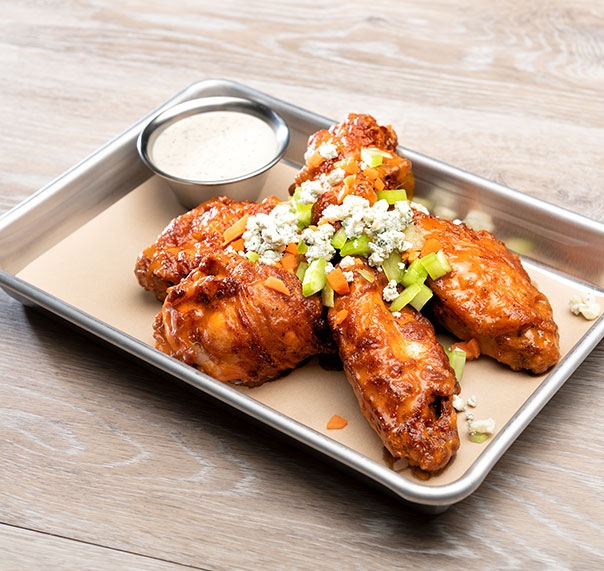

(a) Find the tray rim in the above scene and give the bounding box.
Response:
[2,78,604,512]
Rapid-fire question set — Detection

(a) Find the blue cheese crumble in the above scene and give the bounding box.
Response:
[569,291,601,321]
[321,195,414,266]
[300,223,336,261]
[339,256,356,270]
[297,179,325,204]
[317,141,338,160]
[324,167,346,186]
[339,256,356,282]
[382,280,400,302]
[467,417,496,436]
[452,394,466,412]
[304,139,338,163]
[242,203,300,266]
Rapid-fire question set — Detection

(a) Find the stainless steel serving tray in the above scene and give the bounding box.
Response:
[2,79,603,513]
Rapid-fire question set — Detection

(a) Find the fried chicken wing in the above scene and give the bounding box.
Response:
[154,249,335,386]
[328,261,460,472]
[290,113,415,222]
[135,195,281,300]
[413,210,560,374]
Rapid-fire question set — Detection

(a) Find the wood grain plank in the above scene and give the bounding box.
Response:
[0,524,193,570]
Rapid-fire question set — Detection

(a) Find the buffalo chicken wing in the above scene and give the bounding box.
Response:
[413,210,560,374]
[328,261,460,472]
[291,113,415,223]
[135,195,281,300]
[154,249,334,385]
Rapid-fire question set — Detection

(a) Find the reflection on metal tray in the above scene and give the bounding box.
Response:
[1,79,603,513]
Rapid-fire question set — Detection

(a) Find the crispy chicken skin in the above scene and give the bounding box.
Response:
[413,210,560,374]
[328,262,460,472]
[291,113,415,221]
[154,250,335,386]
[135,195,281,300]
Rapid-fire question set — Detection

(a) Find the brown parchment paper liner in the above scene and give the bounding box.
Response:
[17,163,602,486]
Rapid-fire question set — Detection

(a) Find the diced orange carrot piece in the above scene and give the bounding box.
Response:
[326,414,348,430]
[363,167,379,180]
[307,151,324,169]
[334,309,349,325]
[229,238,245,252]
[338,157,357,174]
[263,276,291,296]
[285,241,299,255]
[407,249,419,262]
[281,252,298,273]
[374,177,385,191]
[367,189,378,205]
[421,237,443,257]
[326,267,350,295]
[451,338,481,360]
[223,214,249,246]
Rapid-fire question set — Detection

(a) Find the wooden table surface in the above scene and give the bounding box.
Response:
[1,1,603,569]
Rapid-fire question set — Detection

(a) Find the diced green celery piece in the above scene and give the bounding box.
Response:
[376,189,407,204]
[340,234,371,257]
[297,240,308,255]
[246,251,260,263]
[296,260,308,281]
[322,281,335,307]
[409,283,433,311]
[292,186,312,227]
[437,250,452,271]
[401,258,428,287]
[331,227,348,250]
[389,282,421,312]
[420,250,452,280]
[447,347,466,381]
[358,268,375,283]
[295,202,312,228]
[361,147,388,167]
[468,432,489,444]
[302,258,327,297]
[382,250,405,283]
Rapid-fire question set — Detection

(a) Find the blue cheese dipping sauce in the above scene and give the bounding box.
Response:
[137,96,290,208]
[150,111,279,182]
